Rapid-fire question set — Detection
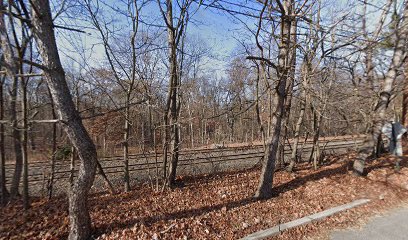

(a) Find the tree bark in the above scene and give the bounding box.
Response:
[162,0,183,187]
[0,0,22,199]
[402,61,408,128]
[123,101,130,192]
[30,1,98,239]
[278,19,297,168]
[255,0,293,199]
[0,75,8,205]
[308,104,320,167]
[47,91,57,199]
[288,62,309,172]
[20,74,29,209]
[9,77,22,199]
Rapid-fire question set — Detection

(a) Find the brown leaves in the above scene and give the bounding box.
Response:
[2,154,408,240]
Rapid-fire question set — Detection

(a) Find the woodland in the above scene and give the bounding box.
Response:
[1,0,408,239]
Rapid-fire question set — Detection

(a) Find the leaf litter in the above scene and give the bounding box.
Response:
[2,153,408,240]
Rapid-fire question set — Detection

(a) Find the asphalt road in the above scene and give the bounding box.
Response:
[331,206,408,240]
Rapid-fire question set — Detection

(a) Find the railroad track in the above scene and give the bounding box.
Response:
[4,136,364,186]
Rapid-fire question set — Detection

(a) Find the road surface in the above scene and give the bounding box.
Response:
[331,206,408,240]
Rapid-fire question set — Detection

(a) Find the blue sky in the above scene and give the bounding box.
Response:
[53,0,392,79]
[53,0,256,79]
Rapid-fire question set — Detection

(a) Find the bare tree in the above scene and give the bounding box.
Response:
[158,0,196,187]
[85,0,150,192]
[278,17,297,168]
[0,74,7,205]
[0,0,22,199]
[46,86,57,199]
[254,0,294,199]
[30,1,98,239]
[403,61,408,127]
[354,2,408,175]
[288,59,310,171]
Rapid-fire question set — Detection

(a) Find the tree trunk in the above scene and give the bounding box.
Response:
[168,120,179,186]
[287,7,319,171]
[47,86,57,199]
[148,100,154,148]
[96,160,116,194]
[48,119,57,199]
[365,49,376,91]
[162,114,169,181]
[288,63,308,172]
[165,0,181,187]
[0,76,8,205]
[403,88,408,127]
[187,102,194,148]
[353,3,408,175]
[308,104,320,167]
[0,1,22,199]
[402,61,408,128]
[20,74,29,209]
[9,80,22,199]
[123,102,130,192]
[278,19,297,168]
[69,147,76,185]
[255,0,292,199]
[31,1,98,239]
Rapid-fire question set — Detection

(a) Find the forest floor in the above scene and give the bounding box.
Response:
[2,152,408,240]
